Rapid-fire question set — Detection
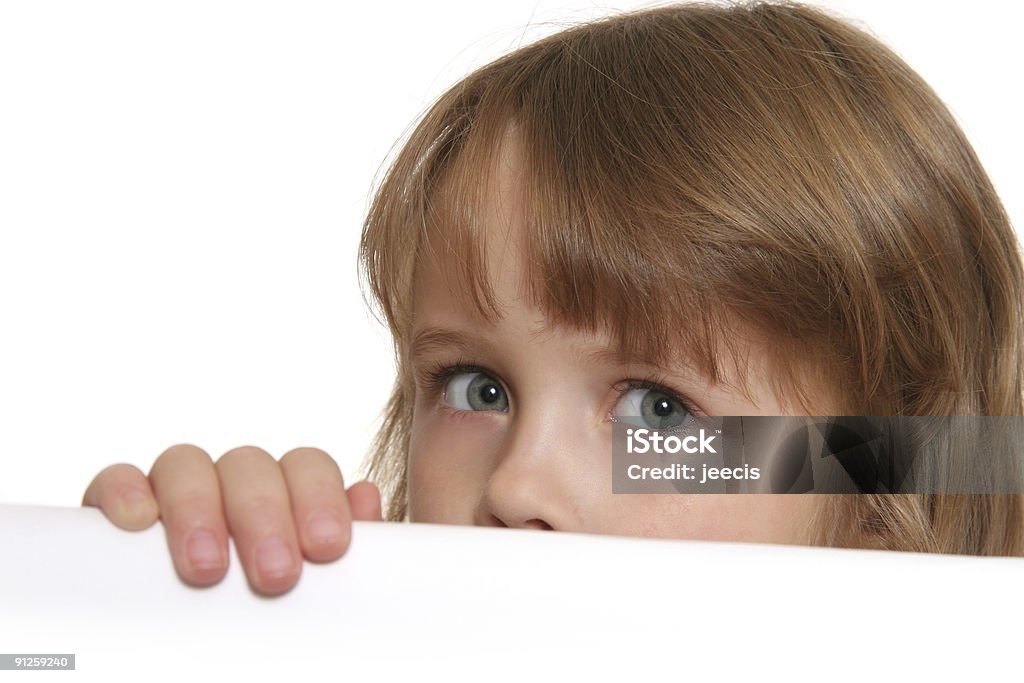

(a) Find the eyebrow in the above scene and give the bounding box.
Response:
[410,327,478,362]
[410,325,675,372]
[585,346,650,367]
[409,326,762,407]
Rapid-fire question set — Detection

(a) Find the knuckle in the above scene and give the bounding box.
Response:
[239,493,282,512]
[173,489,221,510]
[280,446,332,467]
[306,481,344,502]
[152,444,213,473]
[289,488,340,515]
[230,494,289,526]
[217,445,274,468]
[94,463,138,487]
[160,491,222,527]
[280,447,344,489]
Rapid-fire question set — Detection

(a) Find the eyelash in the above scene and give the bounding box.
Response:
[416,361,705,417]
[418,360,493,399]
[613,375,705,418]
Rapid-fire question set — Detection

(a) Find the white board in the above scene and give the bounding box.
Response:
[0,503,1020,681]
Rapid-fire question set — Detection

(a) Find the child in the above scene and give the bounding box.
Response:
[82,1,1024,596]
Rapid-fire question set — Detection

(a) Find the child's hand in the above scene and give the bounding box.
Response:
[81,445,383,596]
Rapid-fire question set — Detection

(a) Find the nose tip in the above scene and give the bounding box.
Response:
[476,408,586,533]
[478,471,569,530]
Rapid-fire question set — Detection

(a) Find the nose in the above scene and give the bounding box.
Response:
[474,407,585,532]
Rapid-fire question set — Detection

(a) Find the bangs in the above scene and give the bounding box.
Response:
[360,1,970,415]
[360,3,858,410]
[425,112,751,394]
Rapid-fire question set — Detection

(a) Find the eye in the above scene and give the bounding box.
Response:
[443,371,510,412]
[612,386,694,429]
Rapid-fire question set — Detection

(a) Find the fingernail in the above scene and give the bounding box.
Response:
[122,487,149,508]
[307,512,343,545]
[186,529,223,571]
[256,536,294,579]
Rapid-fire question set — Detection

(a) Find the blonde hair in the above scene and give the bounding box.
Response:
[358,1,1024,555]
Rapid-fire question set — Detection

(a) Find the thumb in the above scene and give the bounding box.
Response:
[82,463,160,531]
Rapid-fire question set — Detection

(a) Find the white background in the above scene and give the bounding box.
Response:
[1,0,1021,508]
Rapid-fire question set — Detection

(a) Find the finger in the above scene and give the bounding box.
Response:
[150,444,230,588]
[82,463,159,531]
[280,447,353,563]
[216,446,302,596]
[347,481,383,522]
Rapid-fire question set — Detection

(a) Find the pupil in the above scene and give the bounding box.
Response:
[653,397,673,417]
[479,383,499,404]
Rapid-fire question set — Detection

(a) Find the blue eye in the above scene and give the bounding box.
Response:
[443,371,509,412]
[613,386,693,429]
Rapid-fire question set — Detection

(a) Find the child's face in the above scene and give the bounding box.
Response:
[404,134,822,545]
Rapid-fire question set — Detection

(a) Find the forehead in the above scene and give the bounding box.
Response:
[413,128,530,322]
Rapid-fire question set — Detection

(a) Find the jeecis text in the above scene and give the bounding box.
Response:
[627,462,761,482]
[625,428,717,454]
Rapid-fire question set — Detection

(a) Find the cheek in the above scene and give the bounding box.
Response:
[407,404,504,524]
[597,495,815,545]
